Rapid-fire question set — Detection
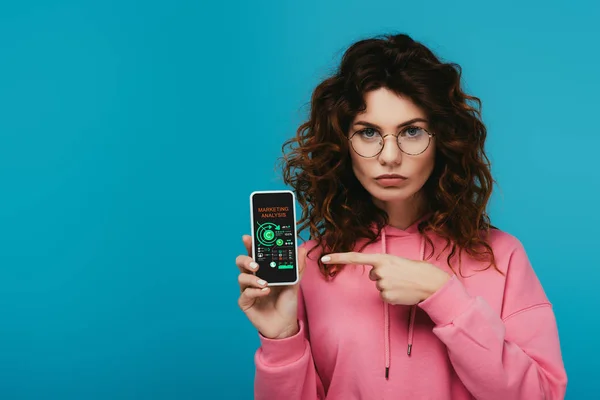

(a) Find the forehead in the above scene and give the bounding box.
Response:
[354,88,426,125]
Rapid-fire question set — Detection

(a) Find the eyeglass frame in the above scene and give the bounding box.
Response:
[347,127,436,157]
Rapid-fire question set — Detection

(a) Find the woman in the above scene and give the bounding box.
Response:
[235,33,567,399]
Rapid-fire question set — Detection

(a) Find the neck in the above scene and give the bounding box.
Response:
[373,191,427,230]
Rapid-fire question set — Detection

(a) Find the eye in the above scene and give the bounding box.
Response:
[402,126,426,139]
[359,128,379,139]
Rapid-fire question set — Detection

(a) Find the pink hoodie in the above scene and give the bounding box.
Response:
[253,222,568,399]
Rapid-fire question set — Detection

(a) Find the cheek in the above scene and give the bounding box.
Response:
[405,150,435,182]
[417,150,436,179]
[349,152,366,176]
[422,151,435,172]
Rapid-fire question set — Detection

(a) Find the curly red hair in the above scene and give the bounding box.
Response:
[278,33,499,279]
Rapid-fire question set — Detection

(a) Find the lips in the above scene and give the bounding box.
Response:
[375,174,408,187]
[376,174,407,180]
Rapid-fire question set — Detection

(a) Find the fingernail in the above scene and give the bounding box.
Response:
[261,287,269,291]
[250,262,258,269]
[257,279,267,286]
[321,256,331,262]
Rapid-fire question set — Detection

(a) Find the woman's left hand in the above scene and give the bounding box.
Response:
[321,252,451,305]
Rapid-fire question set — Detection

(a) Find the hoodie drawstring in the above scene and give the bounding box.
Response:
[381,227,426,379]
[381,229,390,379]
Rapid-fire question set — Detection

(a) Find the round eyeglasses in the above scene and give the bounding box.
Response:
[348,126,435,157]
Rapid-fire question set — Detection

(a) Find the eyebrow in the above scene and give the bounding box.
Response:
[353,118,428,130]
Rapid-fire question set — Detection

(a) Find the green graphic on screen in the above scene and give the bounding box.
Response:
[255,221,295,270]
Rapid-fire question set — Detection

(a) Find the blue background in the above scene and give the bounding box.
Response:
[0,0,598,399]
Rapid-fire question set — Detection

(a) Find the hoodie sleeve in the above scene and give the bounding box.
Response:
[417,240,568,400]
[253,286,325,400]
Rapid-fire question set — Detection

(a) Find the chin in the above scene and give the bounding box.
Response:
[366,184,418,203]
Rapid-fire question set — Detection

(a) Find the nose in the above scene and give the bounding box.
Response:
[378,135,402,166]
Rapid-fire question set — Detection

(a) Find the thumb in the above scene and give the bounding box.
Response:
[242,234,252,257]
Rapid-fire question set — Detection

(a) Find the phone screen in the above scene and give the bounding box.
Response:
[250,191,298,285]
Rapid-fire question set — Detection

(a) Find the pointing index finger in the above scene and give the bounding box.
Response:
[321,252,386,266]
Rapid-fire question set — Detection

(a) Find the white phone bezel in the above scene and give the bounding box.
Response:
[249,190,300,286]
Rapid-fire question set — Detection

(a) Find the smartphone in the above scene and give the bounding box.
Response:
[249,190,299,286]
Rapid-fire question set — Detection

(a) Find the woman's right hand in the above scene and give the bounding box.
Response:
[236,234,307,340]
